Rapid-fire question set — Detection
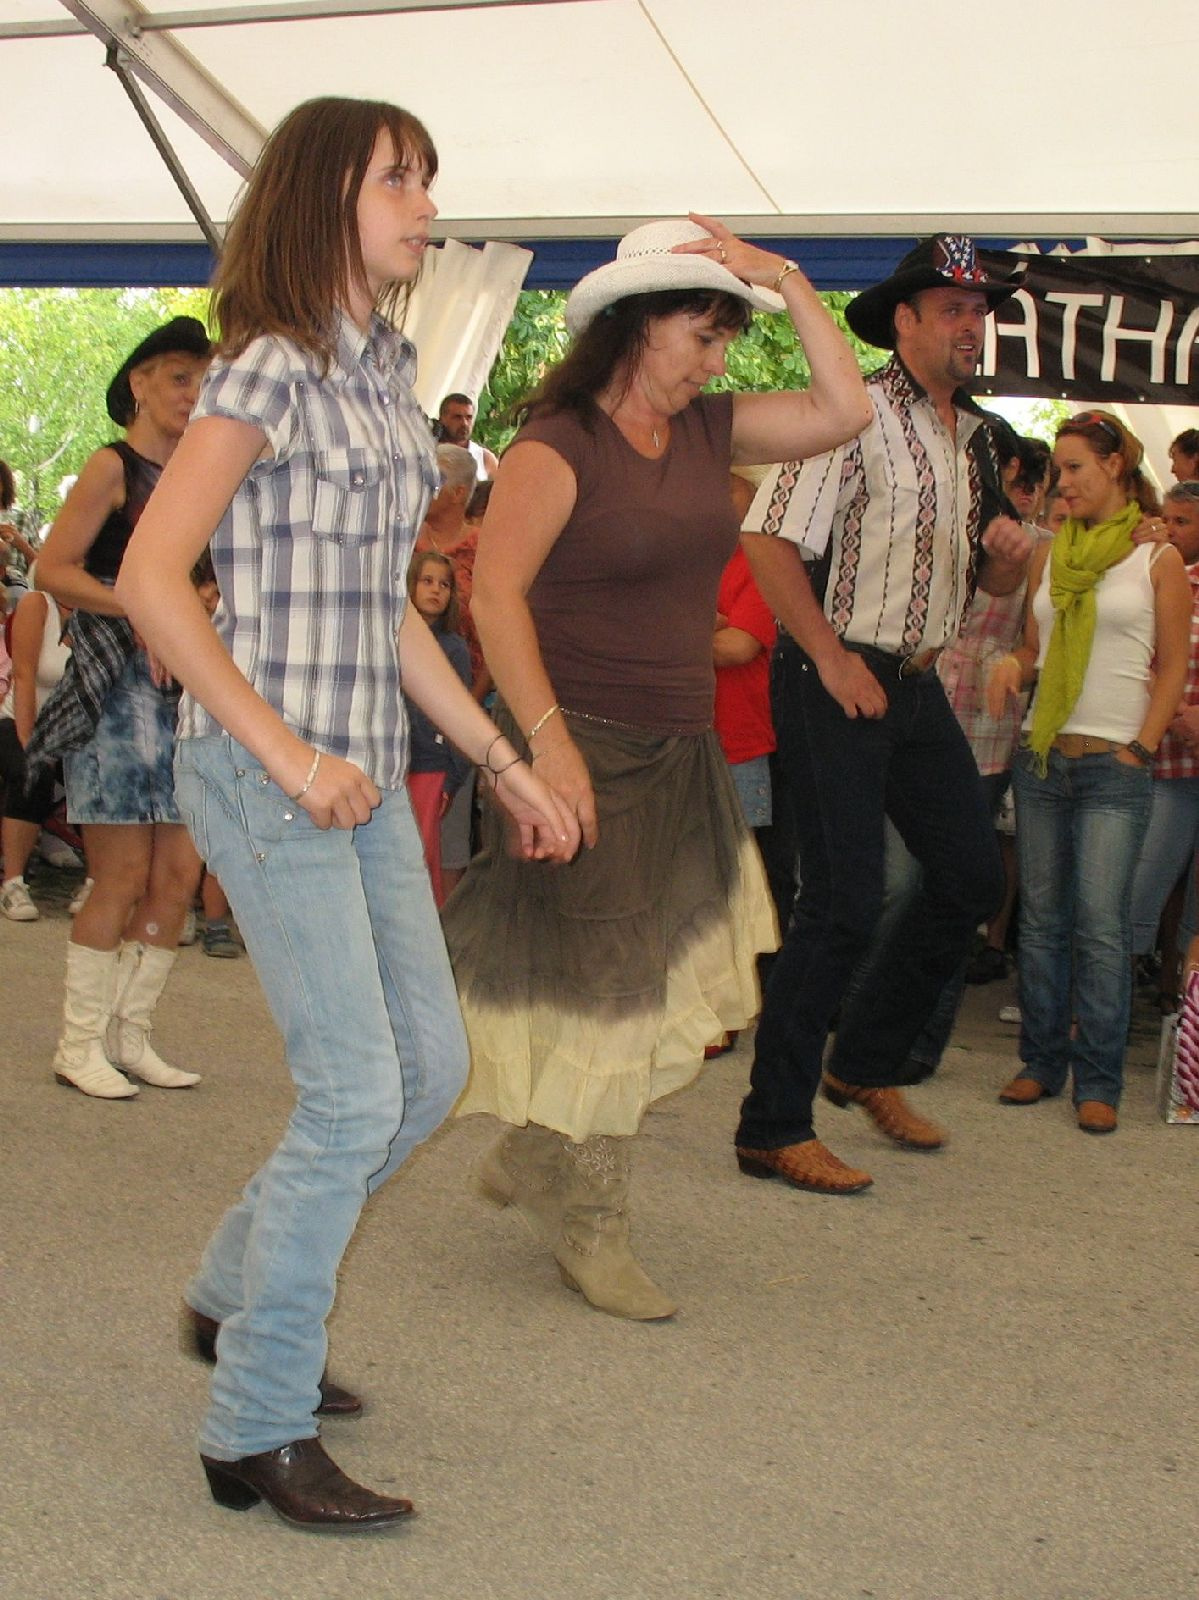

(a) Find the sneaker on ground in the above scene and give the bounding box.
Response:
[178,908,197,947]
[201,920,242,959]
[38,831,84,870]
[998,1003,1021,1024]
[0,876,39,921]
[68,877,95,916]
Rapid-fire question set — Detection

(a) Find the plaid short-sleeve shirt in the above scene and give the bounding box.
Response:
[177,311,439,788]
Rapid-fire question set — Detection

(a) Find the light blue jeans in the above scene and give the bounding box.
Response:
[1013,745,1152,1108]
[174,735,468,1460]
[1128,776,1199,955]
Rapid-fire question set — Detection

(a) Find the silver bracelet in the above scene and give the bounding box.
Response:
[290,749,321,800]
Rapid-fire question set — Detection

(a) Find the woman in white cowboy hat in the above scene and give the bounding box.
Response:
[443,214,871,1319]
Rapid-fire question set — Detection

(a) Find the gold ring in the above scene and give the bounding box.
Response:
[717,244,726,263]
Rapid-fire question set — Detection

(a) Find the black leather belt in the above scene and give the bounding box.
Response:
[778,630,942,679]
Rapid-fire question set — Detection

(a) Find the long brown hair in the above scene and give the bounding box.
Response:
[516,289,751,429]
[212,98,438,369]
[1055,410,1159,515]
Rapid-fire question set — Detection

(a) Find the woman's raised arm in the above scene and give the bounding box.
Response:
[673,214,872,466]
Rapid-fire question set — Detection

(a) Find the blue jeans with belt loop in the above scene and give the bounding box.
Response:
[1013,744,1152,1108]
[173,734,468,1461]
[736,639,1002,1150]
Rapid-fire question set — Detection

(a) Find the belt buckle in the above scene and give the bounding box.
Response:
[900,648,937,678]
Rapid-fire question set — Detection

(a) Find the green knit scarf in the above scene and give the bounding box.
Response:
[1028,498,1143,773]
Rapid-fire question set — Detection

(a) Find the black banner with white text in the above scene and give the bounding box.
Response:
[973,251,1199,406]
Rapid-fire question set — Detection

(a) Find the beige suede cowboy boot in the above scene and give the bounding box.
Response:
[552,1136,676,1321]
[106,941,200,1088]
[53,942,139,1099]
[475,1122,569,1247]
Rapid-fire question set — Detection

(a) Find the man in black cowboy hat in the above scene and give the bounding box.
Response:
[734,234,1034,1195]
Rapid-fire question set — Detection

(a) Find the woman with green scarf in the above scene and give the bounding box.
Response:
[986,412,1190,1133]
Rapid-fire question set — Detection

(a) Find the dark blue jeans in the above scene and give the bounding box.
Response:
[841,768,1011,1075]
[736,640,1003,1150]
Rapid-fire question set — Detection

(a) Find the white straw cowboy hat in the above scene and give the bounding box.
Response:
[564,219,786,336]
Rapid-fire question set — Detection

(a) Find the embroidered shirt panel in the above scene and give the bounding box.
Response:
[177,311,439,789]
[746,357,991,656]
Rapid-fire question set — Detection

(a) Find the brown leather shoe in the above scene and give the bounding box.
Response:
[1077,1101,1118,1135]
[998,1075,1050,1105]
[735,1138,873,1194]
[821,1073,946,1149]
[184,1307,363,1418]
[200,1436,413,1529]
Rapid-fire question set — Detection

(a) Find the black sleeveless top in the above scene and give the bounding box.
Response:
[84,441,163,582]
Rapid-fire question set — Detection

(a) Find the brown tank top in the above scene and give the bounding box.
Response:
[515,393,738,733]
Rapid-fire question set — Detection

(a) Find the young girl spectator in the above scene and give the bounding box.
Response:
[405,550,472,904]
[116,96,576,1531]
[988,412,1191,1133]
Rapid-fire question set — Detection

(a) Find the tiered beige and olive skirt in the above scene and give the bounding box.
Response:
[442,709,777,1141]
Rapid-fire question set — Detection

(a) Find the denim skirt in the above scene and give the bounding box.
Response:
[64,652,182,825]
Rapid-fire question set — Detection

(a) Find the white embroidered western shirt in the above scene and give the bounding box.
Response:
[746,357,1001,657]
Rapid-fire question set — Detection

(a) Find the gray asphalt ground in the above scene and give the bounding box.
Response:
[2,865,1195,1600]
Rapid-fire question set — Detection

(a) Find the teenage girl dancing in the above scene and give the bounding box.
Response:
[118,97,578,1532]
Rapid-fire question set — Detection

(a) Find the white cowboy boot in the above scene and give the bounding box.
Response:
[106,941,200,1088]
[53,943,139,1099]
[475,1122,570,1246]
[553,1136,676,1321]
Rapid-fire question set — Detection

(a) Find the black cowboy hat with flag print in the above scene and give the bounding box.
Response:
[846,234,1025,350]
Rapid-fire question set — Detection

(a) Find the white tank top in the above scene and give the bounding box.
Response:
[466,438,490,482]
[1029,541,1157,744]
[1,594,71,720]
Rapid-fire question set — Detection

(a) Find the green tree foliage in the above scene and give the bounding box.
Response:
[0,286,209,524]
[474,291,569,453]
[0,284,878,520]
[1023,397,1070,442]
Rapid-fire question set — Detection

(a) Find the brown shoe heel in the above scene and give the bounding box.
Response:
[736,1153,780,1179]
[821,1080,852,1109]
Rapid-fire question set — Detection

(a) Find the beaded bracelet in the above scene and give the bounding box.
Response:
[290,750,321,801]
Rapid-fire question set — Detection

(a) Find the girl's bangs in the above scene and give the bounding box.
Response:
[380,107,438,185]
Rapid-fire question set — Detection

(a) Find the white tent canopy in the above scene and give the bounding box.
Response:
[4,0,1199,259]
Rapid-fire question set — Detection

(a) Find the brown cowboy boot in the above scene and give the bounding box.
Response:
[735,1138,873,1194]
[822,1072,946,1149]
